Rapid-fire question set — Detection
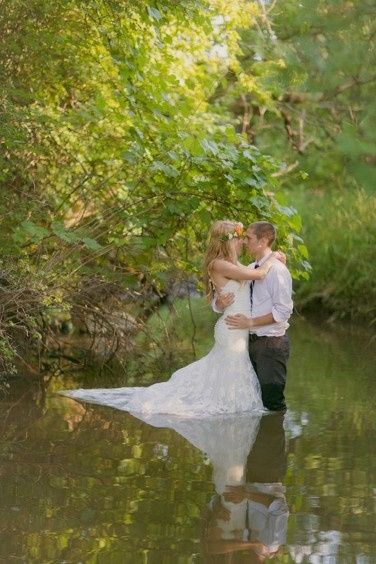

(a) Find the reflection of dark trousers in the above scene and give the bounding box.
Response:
[246,412,287,483]
[248,334,290,411]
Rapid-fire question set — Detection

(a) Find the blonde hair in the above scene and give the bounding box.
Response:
[203,220,243,301]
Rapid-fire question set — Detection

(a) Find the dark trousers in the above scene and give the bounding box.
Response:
[248,334,290,411]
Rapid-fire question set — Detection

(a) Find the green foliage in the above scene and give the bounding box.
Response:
[208,0,376,321]
[0,338,16,394]
[228,0,376,194]
[292,188,376,322]
[0,0,309,374]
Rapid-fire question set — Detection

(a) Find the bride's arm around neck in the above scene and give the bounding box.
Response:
[211,258,273,284]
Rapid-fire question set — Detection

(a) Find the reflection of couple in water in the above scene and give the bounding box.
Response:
[201,413,288,562]
[136,410,288,562]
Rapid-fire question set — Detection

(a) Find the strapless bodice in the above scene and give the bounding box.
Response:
[219,280,251,316]
[213,280,251,351]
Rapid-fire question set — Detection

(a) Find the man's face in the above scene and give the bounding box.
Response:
[244,228,260,256]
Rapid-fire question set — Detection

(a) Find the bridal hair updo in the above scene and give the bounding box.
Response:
[203,220,243,301]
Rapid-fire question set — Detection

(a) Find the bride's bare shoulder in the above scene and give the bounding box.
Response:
[211,258,230,272]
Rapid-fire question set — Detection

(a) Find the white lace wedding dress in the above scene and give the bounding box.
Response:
[60,280,264,417]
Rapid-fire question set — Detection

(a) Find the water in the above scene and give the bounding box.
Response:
[0,316,375,563]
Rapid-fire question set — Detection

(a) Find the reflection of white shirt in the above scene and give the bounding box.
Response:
[209,482,289,548]
[246,482,289,549]
[212,253,293,337]
[217,499,248,540]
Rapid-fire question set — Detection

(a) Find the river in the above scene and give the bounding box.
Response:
[1,307,375,563]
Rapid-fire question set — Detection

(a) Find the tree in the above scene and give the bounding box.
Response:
[209,0,376,321]
[0,0,308,379]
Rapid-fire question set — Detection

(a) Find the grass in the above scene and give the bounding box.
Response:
[290,187,376,324]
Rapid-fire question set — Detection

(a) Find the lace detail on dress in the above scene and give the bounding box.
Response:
[60,280,264,417]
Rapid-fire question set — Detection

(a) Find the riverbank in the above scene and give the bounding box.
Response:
[2,291,374,396]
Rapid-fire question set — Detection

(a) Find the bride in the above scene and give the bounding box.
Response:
[60,220,279,417]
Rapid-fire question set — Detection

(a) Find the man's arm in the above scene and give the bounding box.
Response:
[252,312,275,327]
[225,312,275,330]
[225,265,293,330]
[268,265,293,324]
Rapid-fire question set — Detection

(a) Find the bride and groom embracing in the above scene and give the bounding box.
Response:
[61,220,293,416]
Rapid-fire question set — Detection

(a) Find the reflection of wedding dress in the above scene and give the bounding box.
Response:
[61,280,263,417]
[140,412,262,495]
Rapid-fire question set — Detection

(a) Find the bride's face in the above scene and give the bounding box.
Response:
[232,237,243,256]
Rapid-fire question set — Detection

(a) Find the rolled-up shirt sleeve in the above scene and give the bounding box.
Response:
[267,267,293,324]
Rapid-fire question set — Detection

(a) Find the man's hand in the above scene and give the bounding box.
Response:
[216,292,235,310]
[213,504,231,521]
[274,250,287,265]
[223,486,247,504]
[225,313,253,330]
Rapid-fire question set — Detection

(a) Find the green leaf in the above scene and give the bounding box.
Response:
[51,222,80,244]
[151,160,179,177]
[123,151,139,164]
[81,237,103,252]
[147,6,162,21]
[200,139,219,156]
[19,220,49,242]
[298,244,309,259]
[182,137,205,156]
[244,177,260,187]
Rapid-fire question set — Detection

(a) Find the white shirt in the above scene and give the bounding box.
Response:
[212,252,293,337]
[249,252,293,337]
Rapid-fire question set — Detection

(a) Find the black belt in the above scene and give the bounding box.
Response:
[249,333,266,342]
[249,334,287,343]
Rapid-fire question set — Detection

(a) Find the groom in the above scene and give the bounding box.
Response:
[215,221,293,412]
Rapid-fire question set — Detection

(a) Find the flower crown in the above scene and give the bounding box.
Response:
[219,224,244,242]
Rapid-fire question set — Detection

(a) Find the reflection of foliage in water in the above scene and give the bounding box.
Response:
[286,319,376,562]
[0,313,375,562]
[0,397,212,562]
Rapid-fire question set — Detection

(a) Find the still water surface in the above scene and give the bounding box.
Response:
[0,317,375,563]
